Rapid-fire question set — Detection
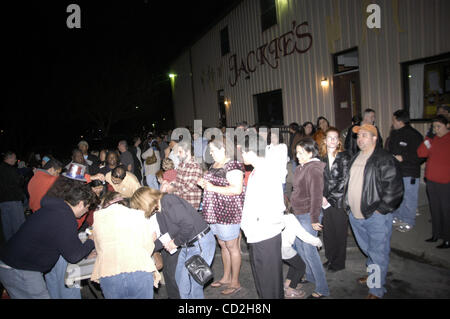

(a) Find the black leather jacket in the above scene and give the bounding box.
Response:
[343,147,404,219]
[321,151,351,208]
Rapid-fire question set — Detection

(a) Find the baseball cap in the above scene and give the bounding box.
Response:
[352,124,378,137]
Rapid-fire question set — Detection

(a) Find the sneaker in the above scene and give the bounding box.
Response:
[397,224,412,233]
[284,287,306,299]
[392,217,402,225]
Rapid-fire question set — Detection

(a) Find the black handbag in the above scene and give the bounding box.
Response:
[185,253,213,286]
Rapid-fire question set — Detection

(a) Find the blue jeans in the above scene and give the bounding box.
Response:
[392,177,419,227]
[290,159,298,174]
[0,260,50,299]
[175,231,216,299]
[99,271,154,299]
[44,255,81,299]
[0,201,26,241]
[146,174,160,190]
[294,213,329,296]
[349,212,393,298]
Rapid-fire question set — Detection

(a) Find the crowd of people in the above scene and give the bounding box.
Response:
[0,105,449,300]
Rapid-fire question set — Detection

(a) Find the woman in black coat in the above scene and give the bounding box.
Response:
[319,127,351,272]
[130,187,216,299]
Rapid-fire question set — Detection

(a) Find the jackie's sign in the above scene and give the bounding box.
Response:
[228,20,313,87]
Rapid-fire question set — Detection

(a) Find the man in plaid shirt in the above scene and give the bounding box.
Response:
[161,141,203,210]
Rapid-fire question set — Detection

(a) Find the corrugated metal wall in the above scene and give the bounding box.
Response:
[171,51,196,128]
[171,0,450,137]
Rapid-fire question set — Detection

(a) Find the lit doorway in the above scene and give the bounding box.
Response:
[332,48,361,131]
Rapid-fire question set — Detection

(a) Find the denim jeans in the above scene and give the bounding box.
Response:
[293,213,329,296]
[349,212,393,298]
[0,201,26,241]
[175,231,216,299]
[99,271,154,299]
[0,260,50,299]
[44,255,81,299]
[392,177,419,227]
[290,159,298,174]
[146,174,160,190]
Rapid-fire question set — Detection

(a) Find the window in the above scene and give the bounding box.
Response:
[220,26,230,56]
[402,53,450,121]
[254,89,284,126]
[333,48,359,74]
[260,0,277,32]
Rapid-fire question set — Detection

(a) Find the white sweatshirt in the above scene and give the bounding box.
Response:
[281,214,322,259]
[241,158,285,244]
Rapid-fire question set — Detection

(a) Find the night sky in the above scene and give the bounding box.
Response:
[2,0,240,159]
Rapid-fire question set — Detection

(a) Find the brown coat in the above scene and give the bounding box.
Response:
[290,159,326,224]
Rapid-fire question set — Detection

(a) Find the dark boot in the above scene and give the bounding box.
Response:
[436,241,450,249]
[425,236,438,242]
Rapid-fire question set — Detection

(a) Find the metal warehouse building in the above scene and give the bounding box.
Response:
[169,0,450,138]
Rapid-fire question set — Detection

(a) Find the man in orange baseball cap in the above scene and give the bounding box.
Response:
[344,121,403,299]
[352,123,378,137]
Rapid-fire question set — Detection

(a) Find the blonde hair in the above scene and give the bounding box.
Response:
[162,158,174,171]
[319,127,344,158]
[130,187,164,218]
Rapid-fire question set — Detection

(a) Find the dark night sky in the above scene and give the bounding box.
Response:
[2,0,240,159]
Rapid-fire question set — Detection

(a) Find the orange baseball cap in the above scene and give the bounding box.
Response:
[352,124,378,136]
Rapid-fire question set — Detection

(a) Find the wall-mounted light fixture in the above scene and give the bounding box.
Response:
[169,73,177,79]
[321,77,329,88]
[224,99,231,107]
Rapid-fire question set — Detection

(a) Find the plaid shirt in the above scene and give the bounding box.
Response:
[172,157,203,210]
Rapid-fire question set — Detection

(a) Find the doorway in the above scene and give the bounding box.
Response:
[217,90,227,127]
[253,89,284,126]
[332,48,361,131]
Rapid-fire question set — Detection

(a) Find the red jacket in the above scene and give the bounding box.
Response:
[28,170,94,229]
[417,132,450,184]
[28,170,58,213]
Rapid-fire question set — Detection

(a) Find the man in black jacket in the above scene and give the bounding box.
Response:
[387,110,423,232]
[0,178,96,299]
[0,152,25,241]
[344,124,403,299]
[78,140,100,174]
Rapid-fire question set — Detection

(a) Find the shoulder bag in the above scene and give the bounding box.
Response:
[145,149,157,165]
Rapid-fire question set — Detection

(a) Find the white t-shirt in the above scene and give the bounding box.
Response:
[241,158,285,244]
